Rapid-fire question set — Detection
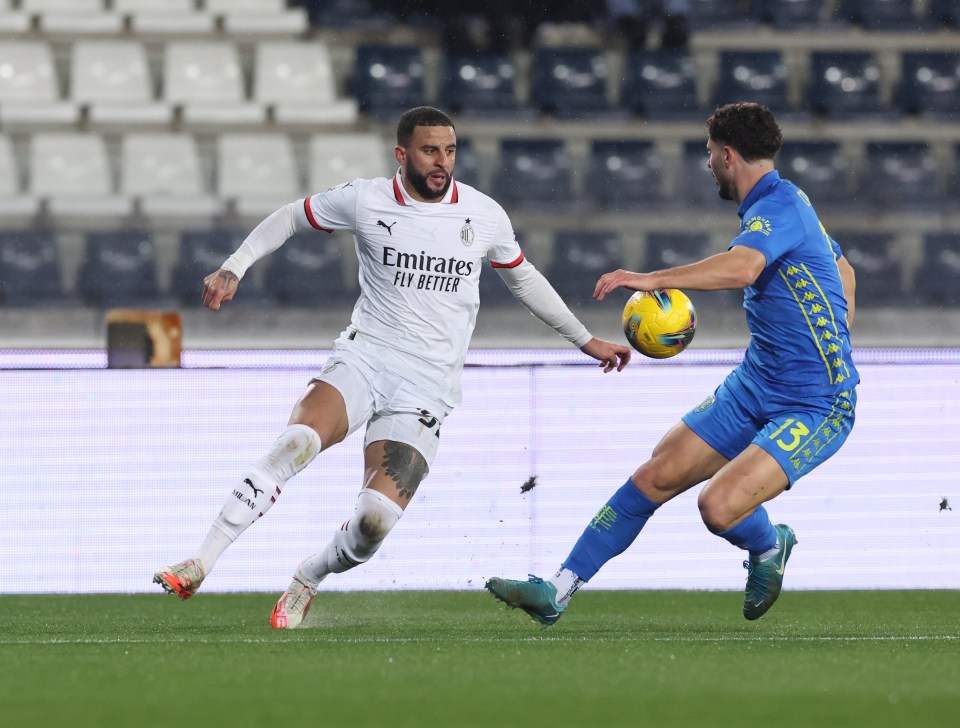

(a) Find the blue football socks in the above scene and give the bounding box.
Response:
[716,504,778,558]
[562,479,660,582]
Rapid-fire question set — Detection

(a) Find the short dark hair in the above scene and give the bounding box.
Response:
[396,106,455,146]
[706,102,782,162]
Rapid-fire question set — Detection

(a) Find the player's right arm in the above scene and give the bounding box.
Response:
[594,246,766,300]
[202,183,358,311]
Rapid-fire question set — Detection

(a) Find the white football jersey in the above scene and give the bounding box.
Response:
[303,170,524,408]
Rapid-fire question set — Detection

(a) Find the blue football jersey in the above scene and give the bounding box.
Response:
[729,171,859,396]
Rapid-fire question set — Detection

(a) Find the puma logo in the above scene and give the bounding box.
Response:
[377,220,396,235]
[244,478,263,498]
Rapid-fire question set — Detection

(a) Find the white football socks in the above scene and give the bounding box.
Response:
[197,424,321,572]
[550,567,586,607]
[296,489,404,586]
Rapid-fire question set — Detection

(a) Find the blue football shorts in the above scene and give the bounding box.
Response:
[681,365,857,487]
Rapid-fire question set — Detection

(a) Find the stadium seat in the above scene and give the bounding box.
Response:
[206,0,308,36]
[712,51,792,114]
[0,134,41,223]
[916,233,960,305]
[308,133,391,193]
[441,52,519,115]
[776,141,854,210]
[0,2,30,34]
[684,0,757,29]
[0,41,77,128]
[217,133,301,219]
[77,230,161,308]
[493,139,573,209]
[832,232,903,306]
[644,231,716,270]
[951,142,960,205]
[70,41,171,127]
[750,0,825,29]
[120,0,214,35]
[858,141,942,210]
[0,229,64,307]
[114,0,194,12]
[305,0,392,29]
[677,140,726,211]
[546,230,625,308]
[172,229,275,308]
[530,48,611,116]
[254,42,358,126]
[805,52,888,118]
[835,0,923,29]
[24,0,123,35]
[29,133,133,221]
[896,52,960,118]
[587,140,666,211]
[929,0,960,27]
[121,134,224,221]
[164,42,266,127]
[263,230,350,307]
[452,138,481,189]
[353,46,426,117]
[620,49,702,119]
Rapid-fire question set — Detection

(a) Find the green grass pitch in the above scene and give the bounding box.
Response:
[1,590,958,727]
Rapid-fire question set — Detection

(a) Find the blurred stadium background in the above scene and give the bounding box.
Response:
[1,0,959,349]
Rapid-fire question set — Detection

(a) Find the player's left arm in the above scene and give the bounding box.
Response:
[594,245,766,301]
[487,205,630,372]
[496,259,630,372]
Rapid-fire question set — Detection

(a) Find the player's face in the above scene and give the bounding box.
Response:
[396,125,457,202]
[707,138,735,201]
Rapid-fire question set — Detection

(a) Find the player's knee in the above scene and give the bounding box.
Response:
[632,463,671,501]
[697,490,737,533]
[261,424,321,481]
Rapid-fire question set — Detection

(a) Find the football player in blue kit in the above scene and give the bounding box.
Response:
[487,102,859,623]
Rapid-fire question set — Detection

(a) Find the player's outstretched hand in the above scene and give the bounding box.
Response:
[580,337,631,372]
[594,269,657,301]
[202,268,239,310]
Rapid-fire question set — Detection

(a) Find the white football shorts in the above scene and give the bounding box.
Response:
[312,347,448,470]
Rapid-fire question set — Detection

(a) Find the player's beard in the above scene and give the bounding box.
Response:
[716,177,734,201]
[710,162,734,201]
[406,165,451,201]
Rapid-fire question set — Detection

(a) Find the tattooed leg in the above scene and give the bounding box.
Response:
[293,440,424,584]
[376,440,428,503]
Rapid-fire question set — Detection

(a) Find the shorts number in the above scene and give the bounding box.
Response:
[769,418,810,452]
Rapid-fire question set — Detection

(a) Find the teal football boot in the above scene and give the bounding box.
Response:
[743,524,798,620]
[485,575,565,626]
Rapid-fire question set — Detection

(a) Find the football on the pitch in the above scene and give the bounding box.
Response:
[621,289,696,359]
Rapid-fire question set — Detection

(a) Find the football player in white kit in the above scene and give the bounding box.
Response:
[153,107,632,628]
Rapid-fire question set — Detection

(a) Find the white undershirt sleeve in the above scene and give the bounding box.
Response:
[221,201,311,280]
[496,259,593,347]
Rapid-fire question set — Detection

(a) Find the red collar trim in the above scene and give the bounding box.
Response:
[392,176,407,206]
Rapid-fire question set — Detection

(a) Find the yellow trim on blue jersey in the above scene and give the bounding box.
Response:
[778,265,835,385]
[800,261,853,384]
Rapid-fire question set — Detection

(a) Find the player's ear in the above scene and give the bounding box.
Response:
[394,145,405,165]
[724,145,738,168]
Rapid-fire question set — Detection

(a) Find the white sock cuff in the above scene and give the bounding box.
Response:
[358,488,404,520]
